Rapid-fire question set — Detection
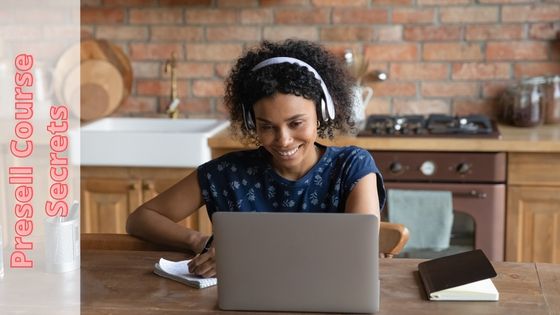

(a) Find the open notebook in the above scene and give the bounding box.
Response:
[153,258,217,289]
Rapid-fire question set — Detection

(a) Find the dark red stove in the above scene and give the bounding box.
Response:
[359,114,500,138]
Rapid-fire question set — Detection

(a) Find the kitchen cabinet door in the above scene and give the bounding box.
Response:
[506,185,560,263]
[81,178,142,234]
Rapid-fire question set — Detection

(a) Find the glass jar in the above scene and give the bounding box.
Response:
[544,76,560,124]
[511,77,546,127]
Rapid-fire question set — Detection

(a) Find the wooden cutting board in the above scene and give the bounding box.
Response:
[64,60,124,121]
[80,39,133,98]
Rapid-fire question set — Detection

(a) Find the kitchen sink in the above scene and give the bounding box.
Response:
[74,117,230,167]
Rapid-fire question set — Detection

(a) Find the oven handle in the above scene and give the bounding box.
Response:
[452,190,488,199]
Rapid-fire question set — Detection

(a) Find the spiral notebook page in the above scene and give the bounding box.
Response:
[154,258,217,289]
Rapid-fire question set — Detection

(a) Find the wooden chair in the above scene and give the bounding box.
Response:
[379,222,409,258]
[82,222,409,258]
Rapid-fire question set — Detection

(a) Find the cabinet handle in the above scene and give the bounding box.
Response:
[452,190,487,199]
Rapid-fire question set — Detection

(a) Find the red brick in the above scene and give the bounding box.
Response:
[217,0,258,7]
[370,82,416,97]
[136,79,190,97]
[364,43,418,61]
[417,0,470,5]
[207,26,261,41]
[102,0,157,6]
[452,63,510,80]
[313,0,367,6]
[275,8,330,24]
[453,99,499,118]
[129,8,183,24]
[392,8,435,24]
[440,7,498,23]
[479,0,537,3]
[151,26,204,41]
[502,4,560,22]
[364,98,391,116]
[159,0,212,6]
[514,62,560,78]
[403,26,461,41]
[482,81,515,98]
[132,62,162,79]
[529,23,560,40]
[424,43,483,61]
[333,8,388,24]
[373,0,413,4]
[263,26,318,41]
[96,26,148,40]
[465,25,524,40]
[83,0,101,6]
[215,63,234,78]
[176,62,215,78]
[130,43,184,60]
[260,0,310,6]
[186,44,243,61]
[241,9,274,24]
[486,42,548,61]
[390,63,448,80]
[373,26,403,41]
[421,82,479,97]
[193,80,225,97]
[81,7,125,24]
[185,9,238,24]
[323,43,362,57]
[178,98,214,116]
[320,26,373,41]
[115,96,157,115]
[393,99,451,115]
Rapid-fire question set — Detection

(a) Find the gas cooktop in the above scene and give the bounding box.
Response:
[358,114,500,138]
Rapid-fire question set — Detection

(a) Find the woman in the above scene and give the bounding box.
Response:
[126,39,386,278]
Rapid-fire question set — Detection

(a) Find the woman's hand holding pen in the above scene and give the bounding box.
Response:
[188,235,216,278]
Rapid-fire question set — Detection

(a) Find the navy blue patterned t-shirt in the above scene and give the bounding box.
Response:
[197,144,386,219]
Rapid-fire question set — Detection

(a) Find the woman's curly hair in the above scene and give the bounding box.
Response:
[224,39,356,145]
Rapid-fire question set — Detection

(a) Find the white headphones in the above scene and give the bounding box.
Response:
[242,57,336,130]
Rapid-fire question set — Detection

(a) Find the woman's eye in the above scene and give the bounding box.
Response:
[290,121,303,128]
[258,124,272,130]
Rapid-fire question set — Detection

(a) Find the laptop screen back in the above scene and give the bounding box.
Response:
[213,212,379,313]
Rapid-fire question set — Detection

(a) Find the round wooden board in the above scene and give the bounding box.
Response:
[80,39,132,98]
[64,60,124,121]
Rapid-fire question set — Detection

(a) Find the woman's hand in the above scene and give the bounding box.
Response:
[188,247,216,278]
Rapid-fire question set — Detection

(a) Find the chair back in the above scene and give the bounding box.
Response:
[379,222,410,258]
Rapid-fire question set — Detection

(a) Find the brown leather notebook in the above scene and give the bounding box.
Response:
[418,249,499,301]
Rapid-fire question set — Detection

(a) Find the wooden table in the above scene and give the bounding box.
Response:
[81,250,560,315]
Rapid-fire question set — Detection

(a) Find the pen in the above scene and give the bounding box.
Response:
[200,235,213,254]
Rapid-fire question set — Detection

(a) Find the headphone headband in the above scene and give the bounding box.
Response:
[243,57,336,130]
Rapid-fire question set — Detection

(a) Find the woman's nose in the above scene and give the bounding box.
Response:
[275,127,292,146]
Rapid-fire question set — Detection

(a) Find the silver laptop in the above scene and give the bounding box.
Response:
[213,212,380,313]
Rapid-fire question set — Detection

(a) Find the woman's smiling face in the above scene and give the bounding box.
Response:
[253,93,320,180]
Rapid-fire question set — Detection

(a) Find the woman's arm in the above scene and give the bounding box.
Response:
[344,173,381,218]
[126,170,210,254]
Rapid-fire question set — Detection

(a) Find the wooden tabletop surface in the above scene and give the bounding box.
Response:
[81,250,560,315]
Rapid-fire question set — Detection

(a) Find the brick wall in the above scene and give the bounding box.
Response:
[81,0,560,119]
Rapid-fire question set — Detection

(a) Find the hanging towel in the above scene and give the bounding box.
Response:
[387,189,453,251]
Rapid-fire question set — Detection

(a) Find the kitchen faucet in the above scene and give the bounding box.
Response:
[164,52,180,119]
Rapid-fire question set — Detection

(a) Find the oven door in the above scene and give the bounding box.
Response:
[383,182,505,261]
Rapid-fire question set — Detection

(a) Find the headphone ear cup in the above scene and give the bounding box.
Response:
[242,104,255,130]
[320,98,329,123]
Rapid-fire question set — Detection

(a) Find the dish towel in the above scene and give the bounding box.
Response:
[387,189,453,251]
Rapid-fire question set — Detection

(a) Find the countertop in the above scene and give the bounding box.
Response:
[208,124,560,153]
